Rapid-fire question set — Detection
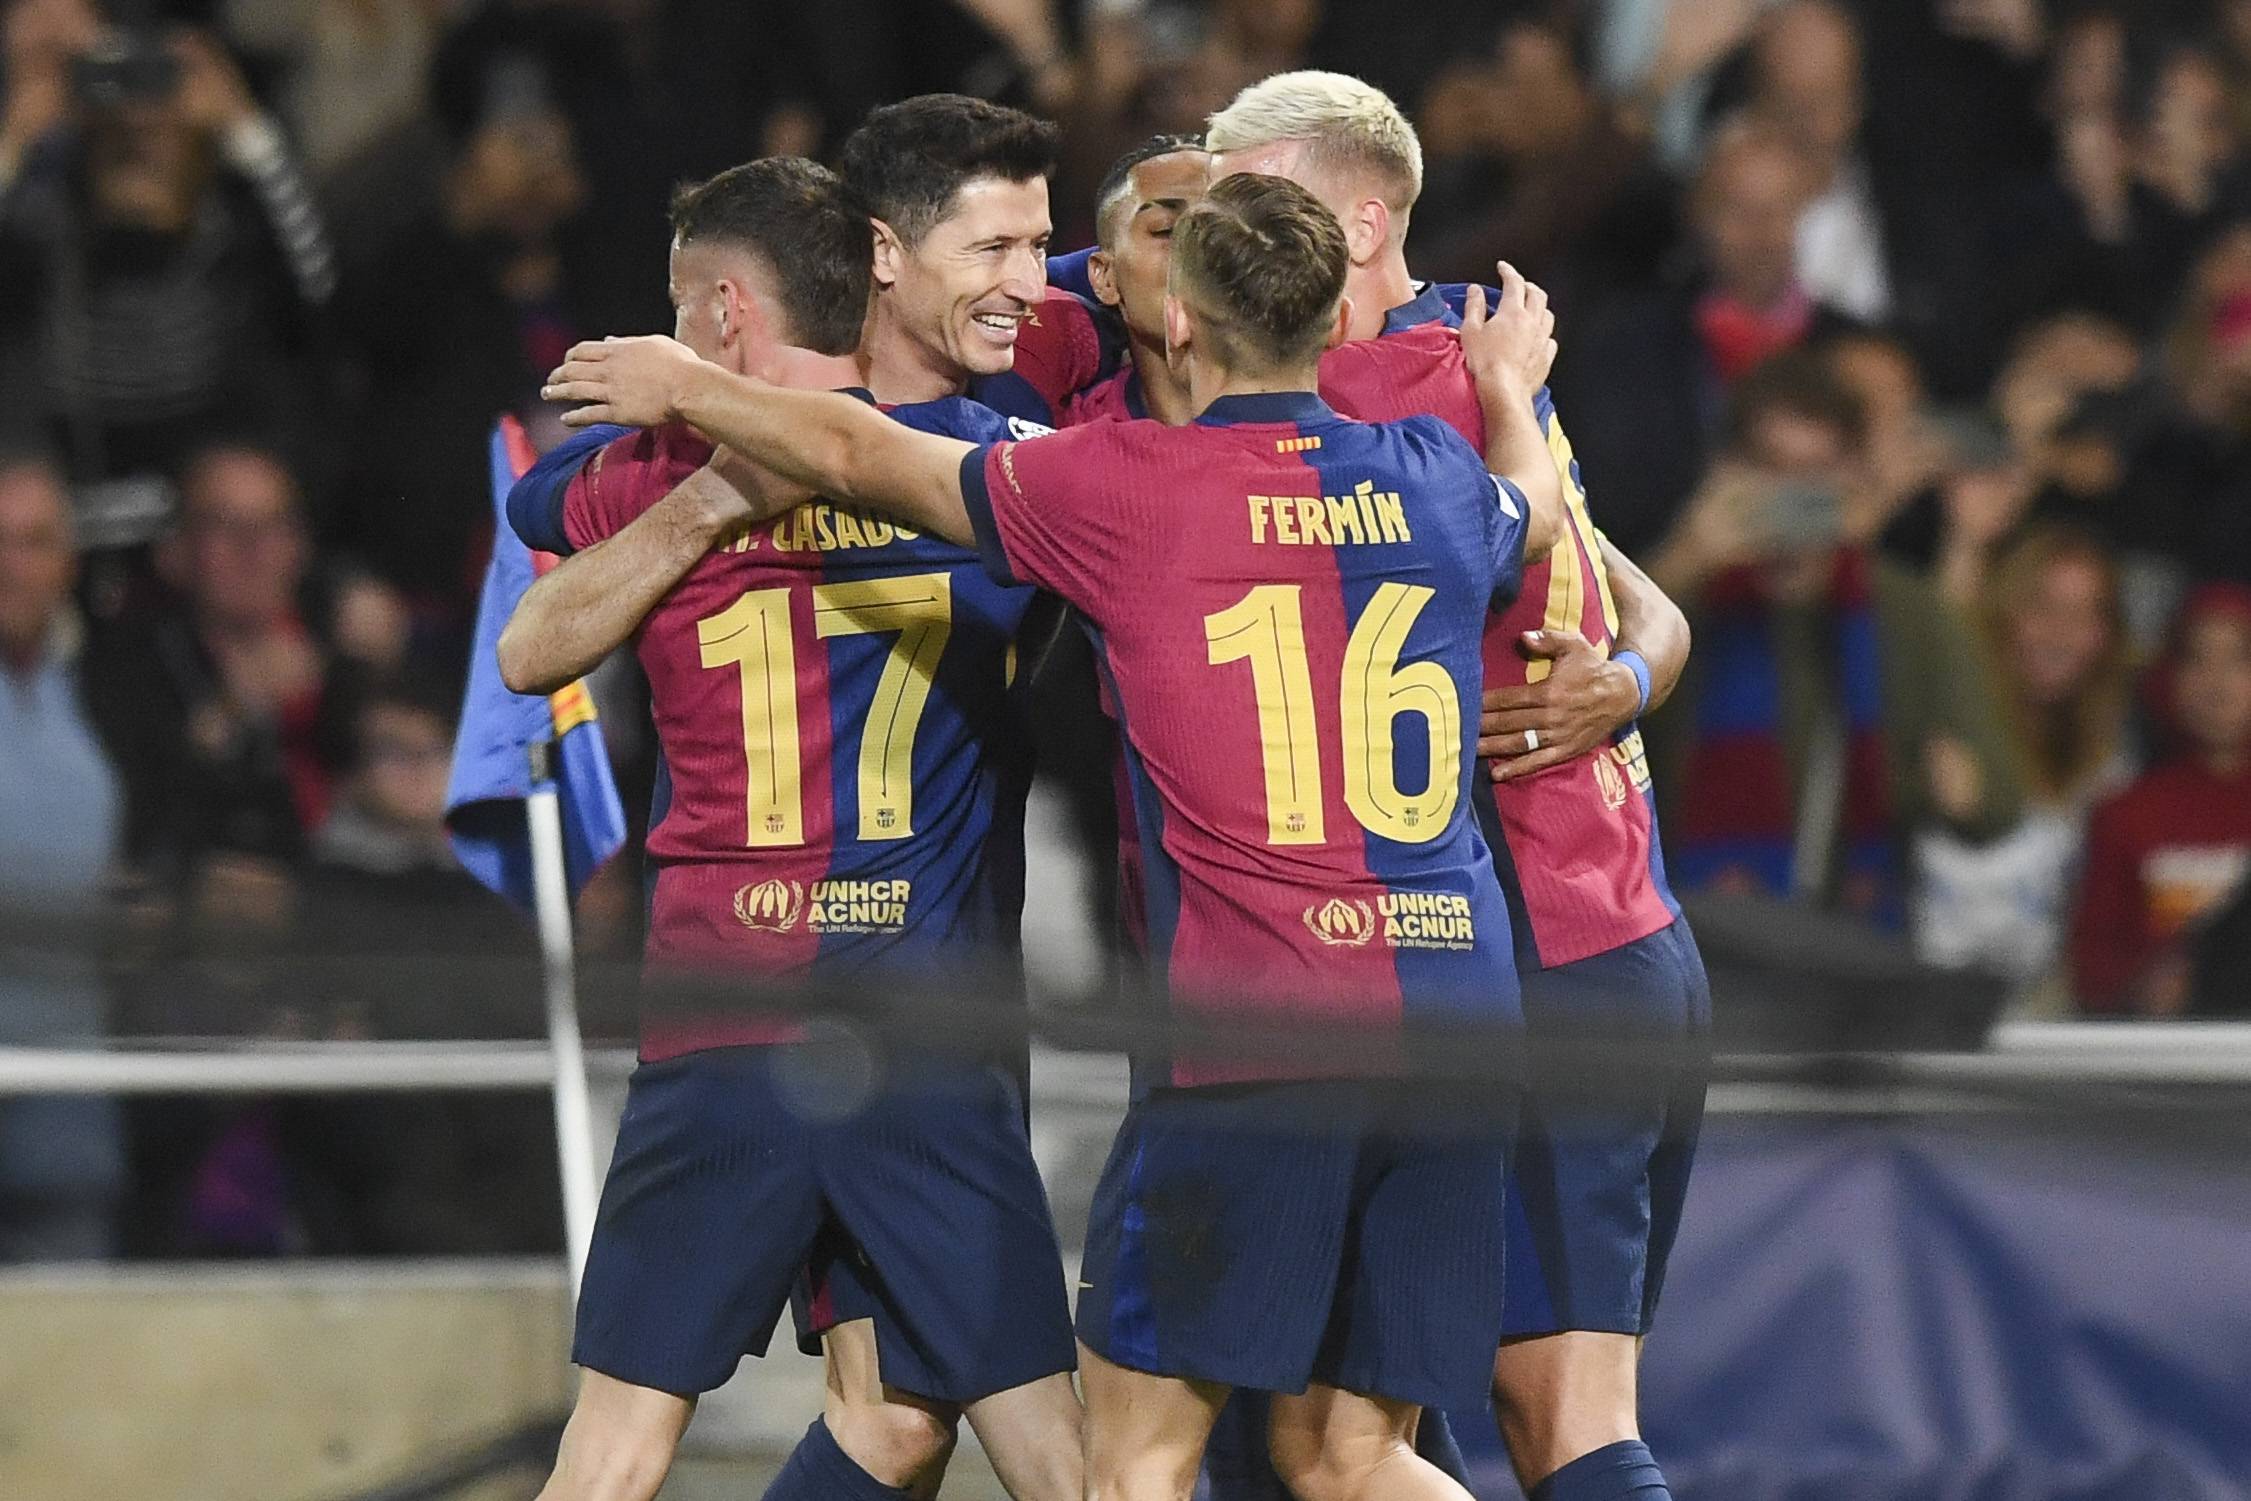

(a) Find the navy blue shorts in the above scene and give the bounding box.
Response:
[1503,917,1710,1338]
[572,1044,1075,1401]
[1077,1079,1517,1409]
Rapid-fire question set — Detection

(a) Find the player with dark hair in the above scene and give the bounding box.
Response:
[839,93,1114,427]
[542,170,1568,1501]
[496,155,1079,1501]
[1204,72,1708,1501]
[1064,134,1210,428]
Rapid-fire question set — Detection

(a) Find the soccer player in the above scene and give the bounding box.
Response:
[1204,72,1710,1501]
[543,170,1566,1501]
[1064,134,1211,428]
[497,156,1079,1501]
[1068,134,1487,1499]
[842,94,1116,430]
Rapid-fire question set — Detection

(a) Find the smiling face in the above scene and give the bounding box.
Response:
[1090,149,1211,343]
[876,174,1052,379]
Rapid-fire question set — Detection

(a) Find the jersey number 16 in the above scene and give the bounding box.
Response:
[1205,581,1461,848]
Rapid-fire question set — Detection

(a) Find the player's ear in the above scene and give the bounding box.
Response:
[1325,295,1355,351]
[1346,196,1390,267]
[1087,249,1120,309]
[1162,292,1192,359]
[869,218,905,292]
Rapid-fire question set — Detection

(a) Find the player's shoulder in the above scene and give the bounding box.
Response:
[1336,407,1480,466]
[885,394,1055,446]
[598,418,715,477]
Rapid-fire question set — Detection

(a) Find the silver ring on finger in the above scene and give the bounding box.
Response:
[1524,728,1540,753]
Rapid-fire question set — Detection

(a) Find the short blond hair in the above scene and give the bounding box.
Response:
[1205,71,1423,213]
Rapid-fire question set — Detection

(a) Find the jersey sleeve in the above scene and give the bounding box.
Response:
[1486,472,1532,609]
[548,422,715,555]
[506,422,630,555]
[1008,286,1121,416]
[956,424,1136,604]
[1045,246,1098,304]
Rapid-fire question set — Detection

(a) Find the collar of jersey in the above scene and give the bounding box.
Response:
[1193,391,1336,427]
[1381,282,1450,335]
[841,386,878,406]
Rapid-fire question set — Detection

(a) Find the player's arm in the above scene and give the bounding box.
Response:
[1457,265,1564,559]
[543,337,977,547]
[1602,534,1689,713]
[496,461,762,696]
[1477,535,1691,781]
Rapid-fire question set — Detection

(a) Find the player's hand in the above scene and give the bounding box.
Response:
[1478,630,1641,782]
[1459,262,1557,398]
[544,336,704,428]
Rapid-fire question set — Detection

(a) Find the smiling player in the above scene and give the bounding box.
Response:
[541,171,1571,1501]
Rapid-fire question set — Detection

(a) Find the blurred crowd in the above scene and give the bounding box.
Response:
[2,0,2250,1258]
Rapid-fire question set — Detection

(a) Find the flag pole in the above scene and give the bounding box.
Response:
[526,738,599,1298]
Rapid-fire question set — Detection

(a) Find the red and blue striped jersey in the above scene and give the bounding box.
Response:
[511,399,1038,1060]
[961,392,1531,1088]
[1320,285,1679,970]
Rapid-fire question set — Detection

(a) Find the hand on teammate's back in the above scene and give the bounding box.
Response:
[1479,630,1644,782]
[545,335,707,428]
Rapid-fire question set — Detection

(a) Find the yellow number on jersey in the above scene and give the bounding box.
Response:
[1205,585,1326,845]
[696,572,954,847]
[1204,581,1461,847]
[1341,583,1460,842]
[697,588,804,847]
[813,573,953,841]
[1527,414,1621,682]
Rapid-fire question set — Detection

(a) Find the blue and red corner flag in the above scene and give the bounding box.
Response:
[444,415,629,909]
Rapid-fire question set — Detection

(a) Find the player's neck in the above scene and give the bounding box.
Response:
[1345,249,1417,342]
[1189,357,1321,413]
[760,345,865,393]
[861,301,967,405]
[1127,329,1197,426]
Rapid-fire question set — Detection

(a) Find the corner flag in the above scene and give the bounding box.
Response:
[445,416,630,908]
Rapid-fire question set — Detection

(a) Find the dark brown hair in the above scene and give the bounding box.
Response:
[841,94,1060,246]
[670,158,870,356]
[1171,172,1349,370]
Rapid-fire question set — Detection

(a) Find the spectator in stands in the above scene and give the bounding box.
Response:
[0,451,124,1259]
[1746,0,1890,324]
[330,43,588,616]
[1647,350,2023,925]
[1820,330,1970,567]
[0,8,335,572]
[2020,26,2251,339]
[2134,223,2251,594]
[296,669,531,1034]
[83,442,334,907]
[273,671,555,1254]
[1411,17,1679,308]
[1551,120,1849,555]
[2071,583,2251,1015]
[1916,525,2135,1002]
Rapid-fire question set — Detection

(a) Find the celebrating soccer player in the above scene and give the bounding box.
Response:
[544,168,1567,1501]
[1199,72,1710,1501]
[498,150,1080,1501]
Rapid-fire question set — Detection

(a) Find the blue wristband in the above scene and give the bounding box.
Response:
[1615,649,1653,717]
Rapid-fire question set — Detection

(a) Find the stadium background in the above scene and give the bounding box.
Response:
[1,0,2248,1497]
